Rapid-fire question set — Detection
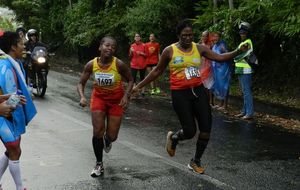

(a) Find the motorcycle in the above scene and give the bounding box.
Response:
[27,46,50,97]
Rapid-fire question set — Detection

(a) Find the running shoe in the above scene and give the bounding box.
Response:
[188,159,204,174]
[90,162,104,177]
[155,87,161,94]
[103,135,112,153]
[242,115,253,120]
[150,89,156,95]
[235,113,245,117]
[166,131,177,157]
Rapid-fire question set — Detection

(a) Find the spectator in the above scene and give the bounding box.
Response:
[234,21,254,120]
[0,31,37,190]
[129,33,147,98]
[211,32,232,110]
[145,33,161,95]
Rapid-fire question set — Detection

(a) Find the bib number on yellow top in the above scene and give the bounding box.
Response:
[185,66,200,80]
[95,73,115,86]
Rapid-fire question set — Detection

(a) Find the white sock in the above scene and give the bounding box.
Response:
[8,160,23,190]
[0,154,9,182]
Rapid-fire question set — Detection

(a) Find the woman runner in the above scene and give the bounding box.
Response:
[77,36,133,177]
[133,20,248,174]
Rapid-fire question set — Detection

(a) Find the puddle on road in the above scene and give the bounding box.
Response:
[212,114,300,162]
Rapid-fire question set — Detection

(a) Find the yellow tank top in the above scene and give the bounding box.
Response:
[92,57,123,97]
[169,42,202,90]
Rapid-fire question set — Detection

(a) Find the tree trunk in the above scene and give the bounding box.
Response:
[213,0,217,23]
[68,0,72,8]
[228,0,234,9]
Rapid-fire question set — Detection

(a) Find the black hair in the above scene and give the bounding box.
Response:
[0,31,21,54]
[100,36,117,46]
[16,27,26,35]
[176,19,193,36]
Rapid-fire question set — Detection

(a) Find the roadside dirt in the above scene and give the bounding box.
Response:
[215,104,300,133]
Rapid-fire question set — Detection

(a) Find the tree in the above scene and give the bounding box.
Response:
[228,0,234,9]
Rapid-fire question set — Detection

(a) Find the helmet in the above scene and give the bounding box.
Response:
[27,29,38,37]
[239,21,251,32]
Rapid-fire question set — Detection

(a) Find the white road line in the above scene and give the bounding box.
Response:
[48,109,235,190]
[32,128,89,135]
[120,141,236,190]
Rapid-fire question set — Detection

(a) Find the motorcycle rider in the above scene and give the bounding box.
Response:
[24,29,46,87]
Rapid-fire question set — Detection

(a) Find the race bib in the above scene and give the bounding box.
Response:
[185,66,200,80]
[95,72,115,86]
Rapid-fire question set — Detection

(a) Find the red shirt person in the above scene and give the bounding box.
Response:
[145,33,161,94]
[145,34,160,67]
[129,33,147,96]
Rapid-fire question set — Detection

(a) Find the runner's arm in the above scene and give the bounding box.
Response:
[77,61,93,107]
[117,59,134,108]
[117,59,134,97]
[198,43,248,62]
[135,46,171,90]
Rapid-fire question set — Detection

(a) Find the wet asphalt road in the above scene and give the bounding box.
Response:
[1,70,299,190]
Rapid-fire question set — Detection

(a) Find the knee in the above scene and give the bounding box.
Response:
[6,145,21,160]
[199,132,210,140]
[107,134,118,142]
[184,128,197,139]
[93,127,105,138]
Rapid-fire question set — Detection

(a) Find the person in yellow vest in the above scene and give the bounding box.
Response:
[77,36,134,177]
[234,21,254,120]
[132,19,249,174]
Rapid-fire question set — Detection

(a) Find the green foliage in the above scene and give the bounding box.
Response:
[64,0,98,46]
[121,0,194,48]
[0,17,15,31]
[122,0,179,38]
[0,7,16,30]
[265,0,300,37]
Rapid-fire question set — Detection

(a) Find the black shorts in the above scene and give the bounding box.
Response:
[131,68,146,83]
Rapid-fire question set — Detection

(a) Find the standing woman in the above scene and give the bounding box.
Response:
[211,32,232,110]
[77,36,133,177]
[133,20,248,174]
[199,30,214,103]
[145,33,161,94]
[0,31,37,190]
[129,33,147,97]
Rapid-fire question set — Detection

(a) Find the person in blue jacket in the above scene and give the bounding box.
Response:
[211,32,232,110]
[0,31,37,190]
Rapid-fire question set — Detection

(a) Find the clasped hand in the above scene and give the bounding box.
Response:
[0,94,26,117]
